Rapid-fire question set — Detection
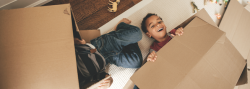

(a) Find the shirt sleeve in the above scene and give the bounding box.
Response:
[149,48,156,53]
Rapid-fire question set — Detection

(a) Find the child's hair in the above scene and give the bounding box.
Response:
[141,13,162,33]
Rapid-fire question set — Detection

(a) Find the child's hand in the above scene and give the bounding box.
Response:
[147,51,157,62]
[171,27,184,37]
[98,75,112,89]
[74,38,86,45]
[119,18,131,24]
[98,79,110,89]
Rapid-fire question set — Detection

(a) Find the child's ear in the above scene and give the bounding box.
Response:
[146,32,152,38]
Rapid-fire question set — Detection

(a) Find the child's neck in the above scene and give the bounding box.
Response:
[155,34,168,43]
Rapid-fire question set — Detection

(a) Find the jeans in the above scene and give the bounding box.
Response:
[91,22,143,68]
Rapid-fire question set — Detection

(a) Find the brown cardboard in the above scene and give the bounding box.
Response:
[131,17,246,89]
[79,30,101,43]
[0,4,79,89]
[219,0,250,59]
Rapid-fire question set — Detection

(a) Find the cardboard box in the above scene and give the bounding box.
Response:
[78,30,101,43]
[0,4,79,89]
[131,16,246,89]
[219,0,250,59]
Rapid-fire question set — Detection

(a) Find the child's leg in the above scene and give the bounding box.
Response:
[90,22,142,68]
[112,43,143,68]
[112,22,142,47]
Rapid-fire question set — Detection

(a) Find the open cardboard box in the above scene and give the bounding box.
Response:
[0,1,248,89]
[130,7,247,89]
[219,0,250,60]
[0,4,102,89]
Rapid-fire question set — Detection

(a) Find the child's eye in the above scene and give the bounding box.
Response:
[158,21,162,23]
[151,25,154,28]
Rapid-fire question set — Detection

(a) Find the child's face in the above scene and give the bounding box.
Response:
[145,15,167,40]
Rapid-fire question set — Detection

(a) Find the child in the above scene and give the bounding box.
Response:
[75,18,155,89]
[133,13,184,89]
[142,13,184,62]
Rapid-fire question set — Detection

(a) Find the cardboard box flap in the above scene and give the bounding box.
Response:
[173,17,224,56]
[219,0,250,59]
[78,30,101,43]
[131,17,246,89]
[0,4,79,89]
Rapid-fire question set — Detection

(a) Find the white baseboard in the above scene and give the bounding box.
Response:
[25,0,52,8]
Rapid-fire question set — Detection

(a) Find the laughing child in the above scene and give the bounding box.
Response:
[142,13,184,62]
[133,13,184,89]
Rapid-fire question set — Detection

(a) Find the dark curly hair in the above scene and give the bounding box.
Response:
[141,13,162,33]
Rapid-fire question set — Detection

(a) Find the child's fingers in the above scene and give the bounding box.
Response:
[152,52,157,62]
[177,29,184,36]
[147,55,153,61]
[147,56,153,62]
[153,56,157,62]
[179,31,183,35]
[147,51,157,62]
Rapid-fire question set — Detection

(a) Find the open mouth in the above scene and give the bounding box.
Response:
[157,28,163,32]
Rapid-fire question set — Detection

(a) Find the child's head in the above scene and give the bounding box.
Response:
[141,13,167,40]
